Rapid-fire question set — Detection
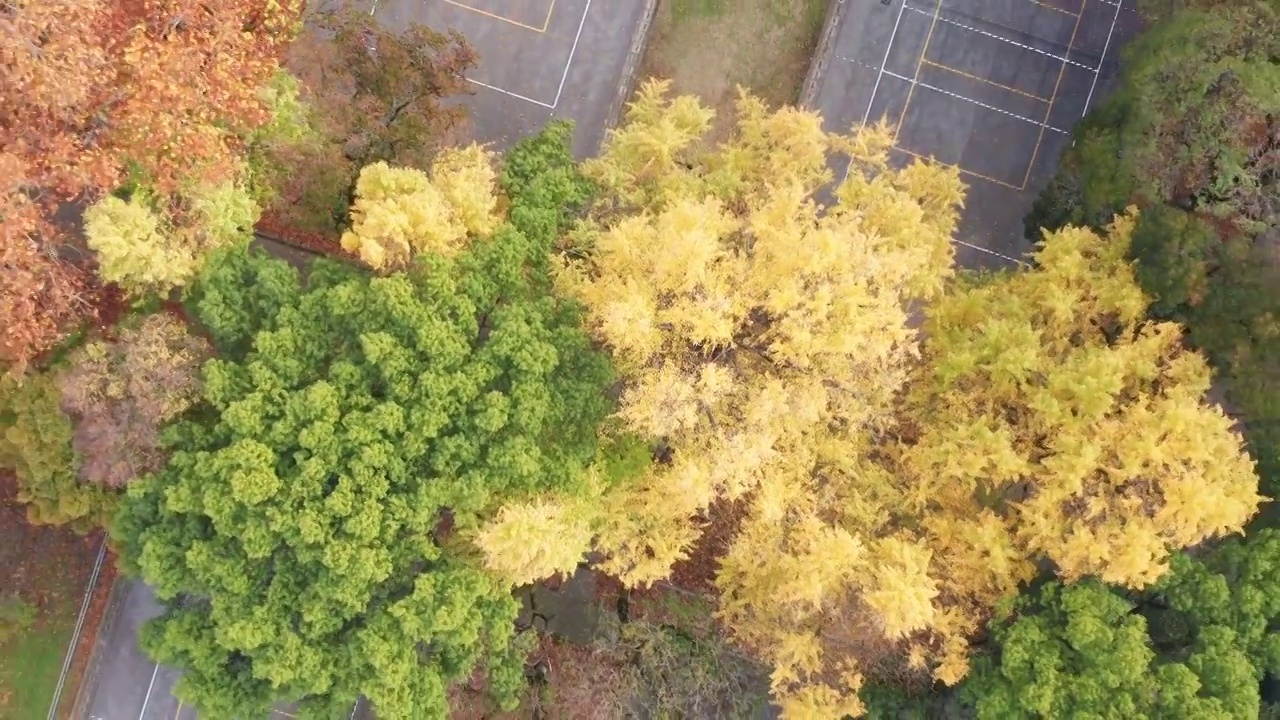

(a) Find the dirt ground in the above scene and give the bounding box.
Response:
[639,0,828,135]
[0,471,109,718]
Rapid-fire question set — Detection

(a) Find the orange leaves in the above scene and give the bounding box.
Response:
[0,0,303,367]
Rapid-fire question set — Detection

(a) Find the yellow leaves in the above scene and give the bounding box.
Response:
[583,79,714,209]
[340,146,499,270]
[916,210,1262,599]
[430,144,501,238]
[862,537,939,639]
[474,499,593,587]
[84,193,198,297]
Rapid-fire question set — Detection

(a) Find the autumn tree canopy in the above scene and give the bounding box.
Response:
[269,5,476,235]
[339,145,500,270]
[58,314,208,488]
[1,0,305,368]
[1026,0,1280,495]
[478,82,1263,717]
[113,130,619,717]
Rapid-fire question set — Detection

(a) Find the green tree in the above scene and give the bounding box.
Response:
[0,370,115,531]
[965,530,1280,719]
[114,131,616,717]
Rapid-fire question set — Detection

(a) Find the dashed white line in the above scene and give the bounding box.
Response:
[903,4,1099,72]
[881,68,1071,134]
[955,238,1030,266]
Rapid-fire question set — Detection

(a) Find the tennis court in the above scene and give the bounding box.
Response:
[811,0,1143,267]
[370,0,653,156]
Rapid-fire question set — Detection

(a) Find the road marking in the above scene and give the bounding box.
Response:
[883,69,1071,135]
[443,0,557,32]
[893,145,1023,190]
[903,4,1099,72]
[895,0,945,141]
[138,663,161,720]
[921,58,1052,103]
[861,0,910,126]
[1081,0,1124,116]
[1021,0,1085,188]
[1027,0,1080,15]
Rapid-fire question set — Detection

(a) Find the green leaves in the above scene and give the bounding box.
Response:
[117,152,614,715]
[964,533,1280,718]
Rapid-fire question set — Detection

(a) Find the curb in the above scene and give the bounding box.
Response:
[48,537,108,719]
[602,0,659,143]
[799,0,850,110]
[70,570,128,720]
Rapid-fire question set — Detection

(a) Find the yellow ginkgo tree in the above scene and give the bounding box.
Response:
[476,81,1264,718]
[339,144,500,270]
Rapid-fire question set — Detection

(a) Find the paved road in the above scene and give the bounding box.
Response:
[810,0,1143,268]
[80,580,369,720]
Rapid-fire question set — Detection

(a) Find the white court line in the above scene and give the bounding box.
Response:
[550,0,592,107]
[1081,0,1124,116]
[956,238,1030,266]
[903,4,1099,72]
[137,663,161,720]
[459,0,592,110]
[861,0,910,128]
[467,78,556,108]
[882,69,1071,134]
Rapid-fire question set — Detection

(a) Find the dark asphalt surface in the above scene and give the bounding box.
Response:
[811,0,1144,268]
[372,0,651,157]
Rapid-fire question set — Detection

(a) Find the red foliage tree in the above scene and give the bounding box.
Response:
[265,5,477,237]
[0,0,303,369]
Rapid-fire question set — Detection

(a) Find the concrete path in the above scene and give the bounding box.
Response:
[808,0,1143,268]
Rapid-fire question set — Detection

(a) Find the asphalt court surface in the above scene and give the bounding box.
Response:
[371,0,649,156]
[813,0,1143,268]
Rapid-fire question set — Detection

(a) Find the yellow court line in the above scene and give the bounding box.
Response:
[1028,0,1081,16]
[921,59,1052,103]
[1020,0,1084,189]
[174,700,183,719]
[442,0,556,33]
[893,145,1023,190]
[894,0,944,143]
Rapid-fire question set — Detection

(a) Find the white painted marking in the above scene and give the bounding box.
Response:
[458,0,592,110]
[550,0,592,108]
[956,238,1030,265]
[138,663,161,720]
[882,68,1071,134]
[1081,0,1124,116]
[903,4,1099,72]
[466,78,557,108]
[862,0,910,127]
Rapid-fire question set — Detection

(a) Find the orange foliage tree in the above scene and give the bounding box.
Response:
[0,0,303,369]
